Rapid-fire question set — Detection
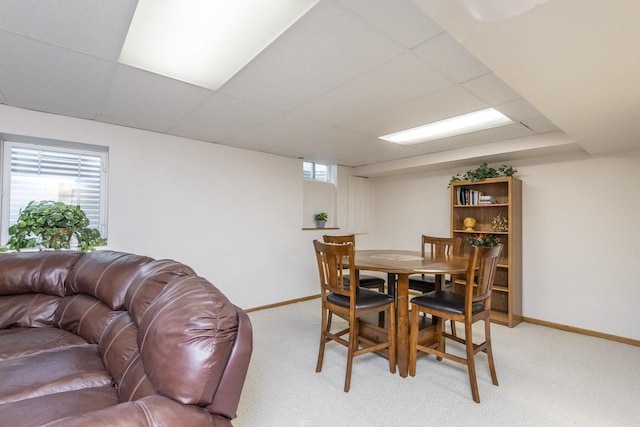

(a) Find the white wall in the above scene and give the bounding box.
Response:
[4,105,638,341]
[368,150,640,341]
[0,105,320,309]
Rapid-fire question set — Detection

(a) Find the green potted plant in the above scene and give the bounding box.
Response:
[469,233,501,247]
[3,200,107,251]
[314,212,328,228]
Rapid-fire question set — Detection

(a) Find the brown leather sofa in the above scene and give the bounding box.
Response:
[0,250,252,426]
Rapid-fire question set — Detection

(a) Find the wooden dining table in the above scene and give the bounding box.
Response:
[354,249,469,377]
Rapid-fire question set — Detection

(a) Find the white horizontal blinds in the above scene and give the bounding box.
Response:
[303,161,313,179]
[9,145,103,228]
[314,163,328,182]
[303,161,332,182]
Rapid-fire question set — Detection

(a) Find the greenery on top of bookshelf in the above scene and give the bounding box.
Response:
[449,163,517,187]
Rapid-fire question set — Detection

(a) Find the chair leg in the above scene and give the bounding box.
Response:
[450,320,457,337]
[409,305,419,376]
[344,318,359,392]
[484,318,499,386]
[465,322,480,403]
[316,308,328,373]
[377,282,386,327]
[388,303,397,374]
[435,317,444,361]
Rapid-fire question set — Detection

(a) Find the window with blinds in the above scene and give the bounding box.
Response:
[303,161,334,183]
[1,139,108,243]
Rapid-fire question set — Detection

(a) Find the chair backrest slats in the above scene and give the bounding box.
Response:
[313,240,354,298]
[465,245,503,305]
[421,235,454,258]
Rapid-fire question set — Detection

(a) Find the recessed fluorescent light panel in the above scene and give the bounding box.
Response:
[119,0,319,90]
[379,108,513,145]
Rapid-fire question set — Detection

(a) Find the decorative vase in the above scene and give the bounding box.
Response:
[491,214,508,232]
[43,227,73,248]
[463,217,476,232]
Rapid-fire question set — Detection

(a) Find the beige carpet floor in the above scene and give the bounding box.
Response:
[235,299,639,427]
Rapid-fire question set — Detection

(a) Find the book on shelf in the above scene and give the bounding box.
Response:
[478,195,496,204]
[456,188,494,205]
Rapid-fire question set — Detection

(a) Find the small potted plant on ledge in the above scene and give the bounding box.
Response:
[2,200,107,252]
[314,212,328,229]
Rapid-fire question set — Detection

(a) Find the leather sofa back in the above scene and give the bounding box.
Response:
[0,251,82,328]
[55,251,153,344]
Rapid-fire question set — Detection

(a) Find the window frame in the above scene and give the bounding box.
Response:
[303,161,336,183]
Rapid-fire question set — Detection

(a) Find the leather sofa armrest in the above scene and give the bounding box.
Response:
[206,305,253,420]
[42,395,232,427]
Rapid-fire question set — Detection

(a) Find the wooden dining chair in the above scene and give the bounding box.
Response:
[409,235,462,335]
[313,240,396,392]
[322,234,386,293]
[409,244,502,403]
[408,235,461,293]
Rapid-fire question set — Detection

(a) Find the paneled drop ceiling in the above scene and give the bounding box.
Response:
[1,0,638,176]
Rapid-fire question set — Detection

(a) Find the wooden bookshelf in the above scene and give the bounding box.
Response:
[450,176,522,327]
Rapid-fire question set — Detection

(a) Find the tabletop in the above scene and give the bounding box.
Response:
[355,249,469,275]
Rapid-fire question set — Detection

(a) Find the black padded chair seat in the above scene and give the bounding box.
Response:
[408,275,436,293]
[356,275,385,288]
[327,288,394,310]
[343,274,385,290]
[410,290,484,315]
[408,274,454,293]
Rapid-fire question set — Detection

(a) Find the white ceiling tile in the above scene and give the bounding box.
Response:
[266,126,367,163]
[293,52,454,126]
[0,32,115,119]
[218,0,405,111]
[339,0,443,48]
[233,113,329,150]
[413,33,489,83]
[99,65,212,133]
[495,98,543,122]
[343,86,487,137]
[272,126,419,166]
[522,116,560,133]
[169,94,280,143]
[333,138,422,166]
[0,0,136,60]
[463,73,521,106]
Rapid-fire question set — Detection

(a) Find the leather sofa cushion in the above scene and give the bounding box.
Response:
[0,294,61,328]
[0,327,89,360]
[0,345,112,404]
[42,395,224,427]
[55,294,120,344]
[0,386,118,427]
[65,251,153,310]
[0,251,82,297]
[138,276,238,406]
